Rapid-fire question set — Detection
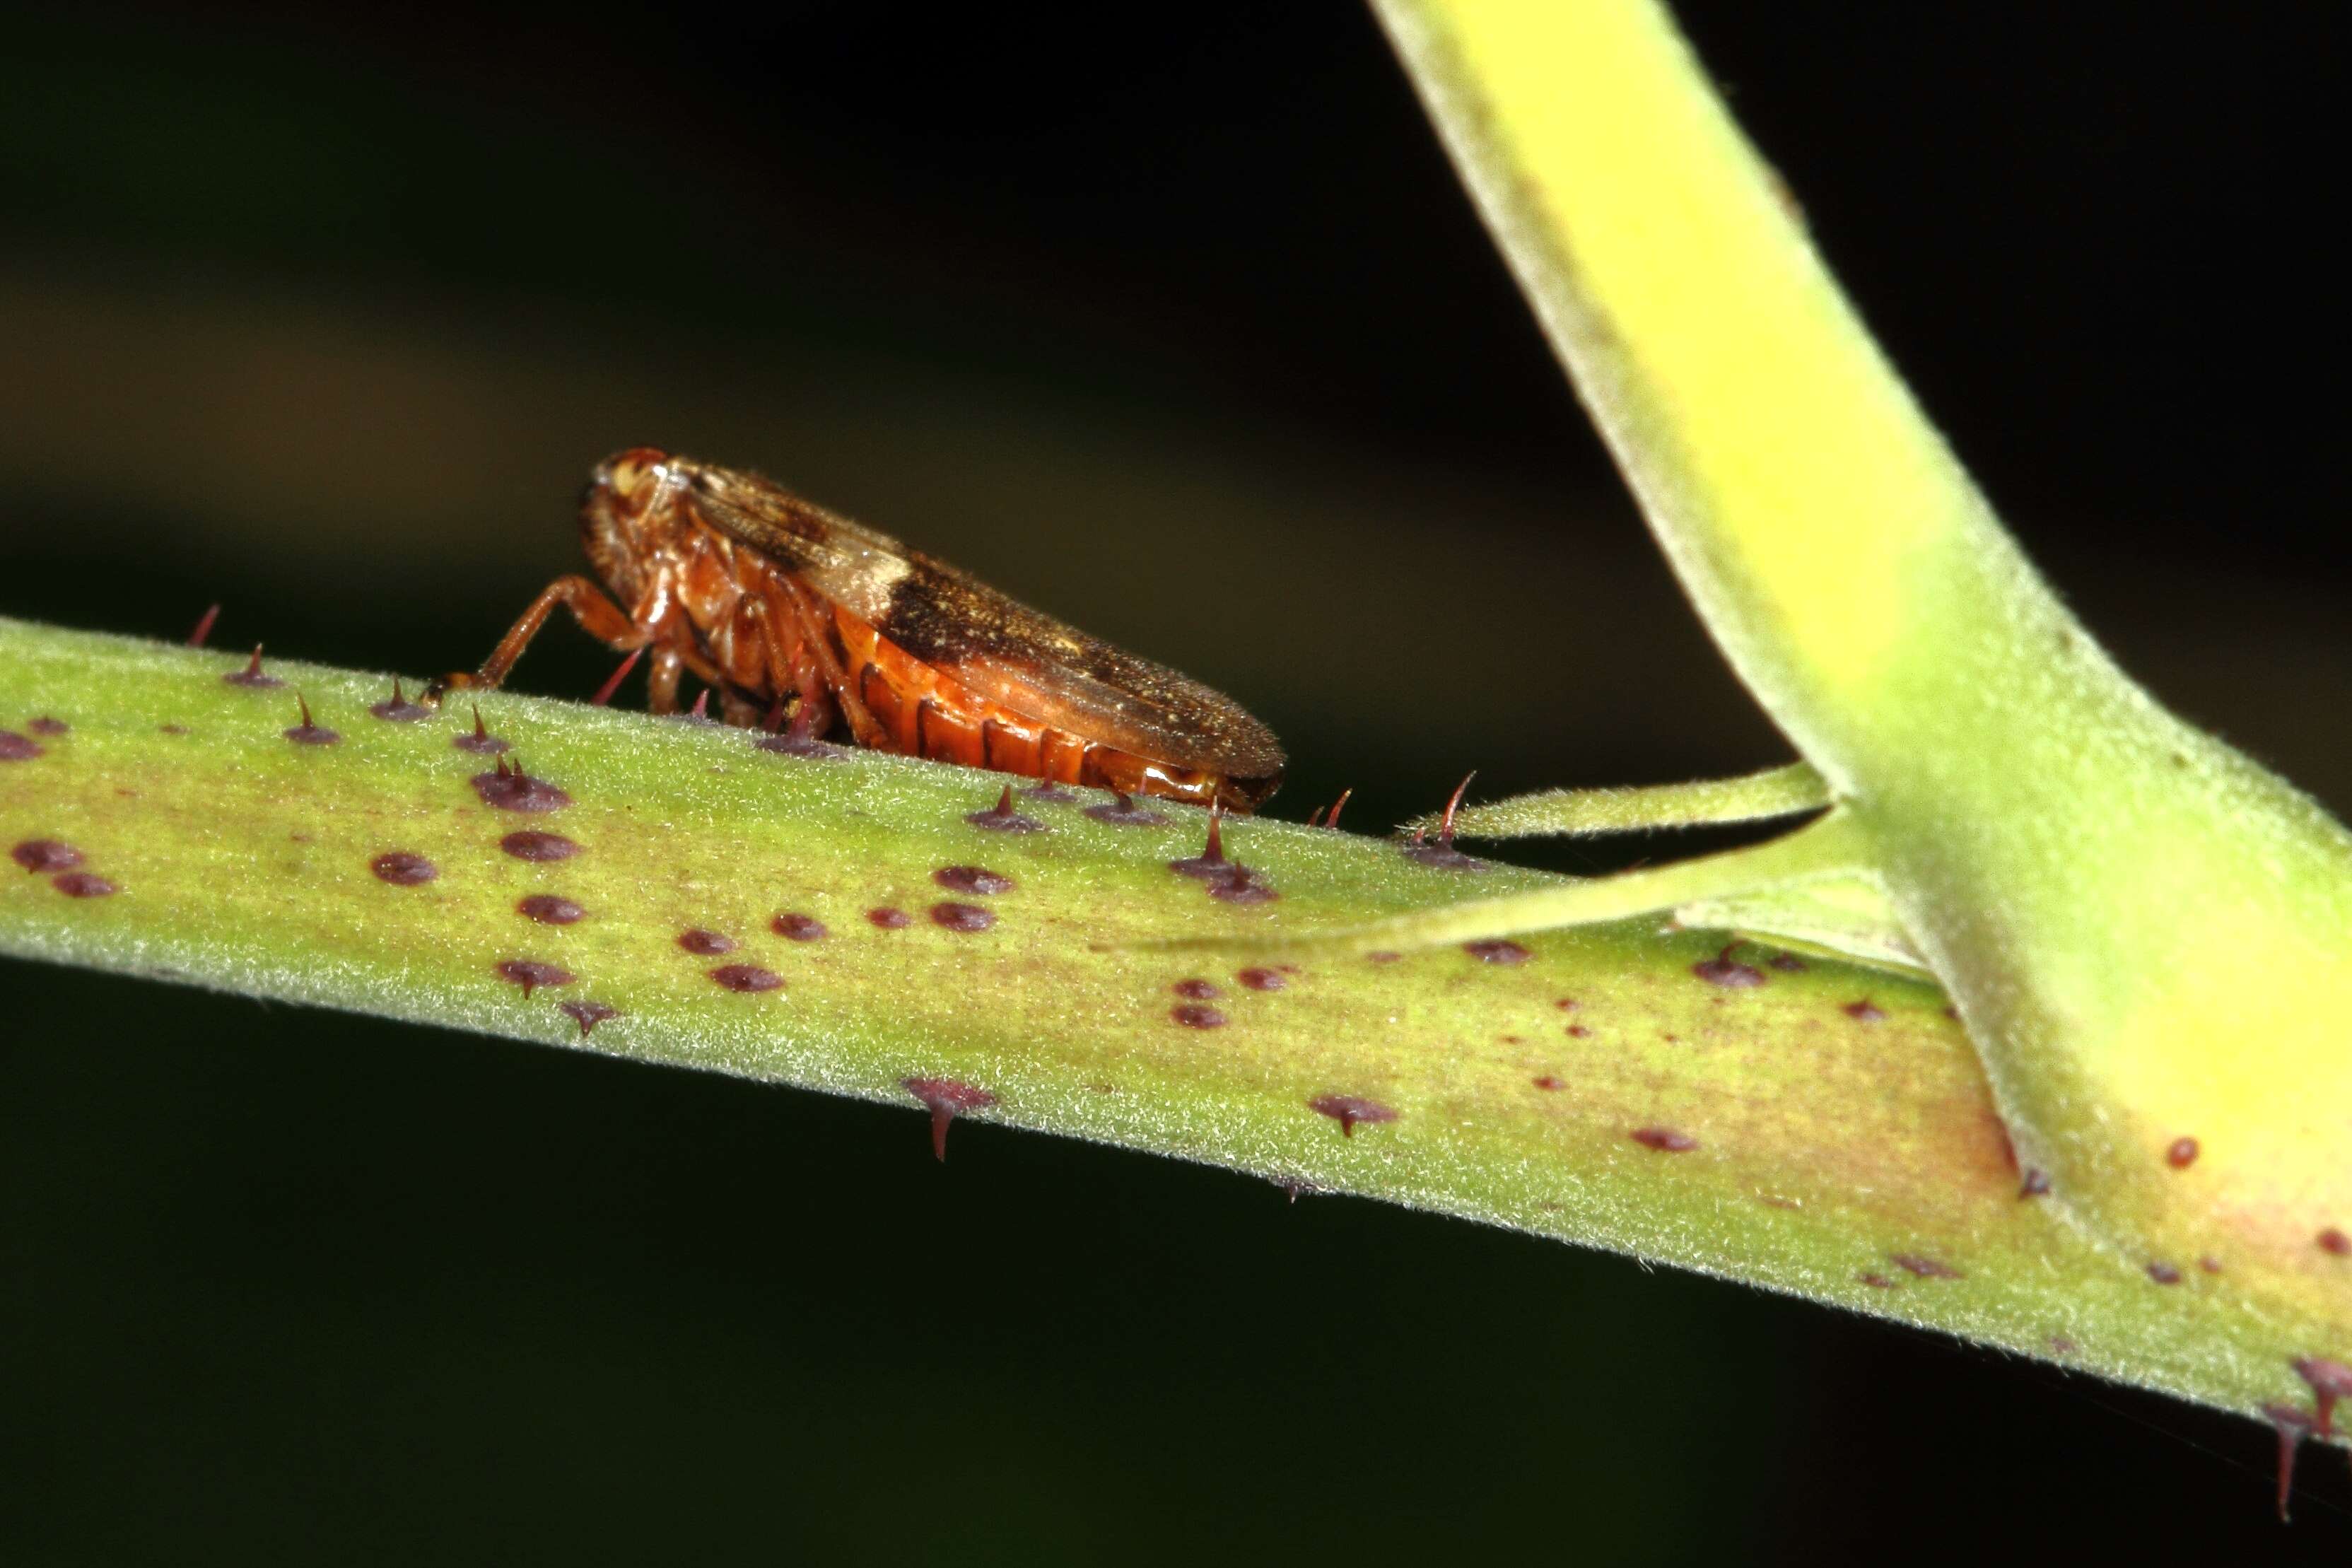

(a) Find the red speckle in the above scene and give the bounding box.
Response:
[472,757,571,812]
[1464,940,1530,965]
[1172,978,1222,1000]
[12,840,83,874]
[1367,951,1401,964]
[677,928,736,955]
[904,1076,997,1161]
[1842,999,1886,1022]
[965,785,1043,833]
[500,830,579,862]
[1768,953,1807,972]
[709,964,783,993]
[26,716,66,737]
[2018,1167,2052,1198]
[2048,1335,2078,1355]
[867,907,911,930]
[1532,1075,1564,1091]
[2294,1357,2352,1435]
[517,895,585,925]
[1692,946,1765,988]
[1310,1094,1396,1137]
[1084,791,1165,826]
[559,1000,620,1037]
[1858,1273,1895,1289]
[223,645,283,689]
[454,706,510,755]
[1566,1024,1591,1038]
[930,901,995,932]
[2319,1229,2351,1256]
[370,852,437,887]
[1554,997,1579,1011]
[2165,1136,2199,1169]
[933,865,1014,895]
[2264,1403,2315,1521]
[2199,1256,2224,1274]
[2145,1261,2182,1285]
[1629,1127,1697,1152]
[1236,967,1287,992]
[1023,782,1081,803]
[1891,1253,1962,1280]
[0,731,47,761]
[158,724,187,735]
[52,872,116,898]
[496,959,574,997]
[772,912,828,942]
[1171,1003,1227,1029]
[369,678,431,721]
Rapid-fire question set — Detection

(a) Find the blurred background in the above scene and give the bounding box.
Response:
[3,1,2346,1560]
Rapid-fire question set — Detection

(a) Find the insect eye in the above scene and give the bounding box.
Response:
[595,447,669,512]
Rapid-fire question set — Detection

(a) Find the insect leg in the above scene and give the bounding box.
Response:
[754,586,839,739]
[646,648,684,715]
[780,579,890,751]
[426,575,644,703]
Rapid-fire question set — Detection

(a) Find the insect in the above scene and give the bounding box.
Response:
[426,448,1285,811]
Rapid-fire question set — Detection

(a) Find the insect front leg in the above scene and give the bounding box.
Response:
[647,648,684,715]
[424,575,645,704]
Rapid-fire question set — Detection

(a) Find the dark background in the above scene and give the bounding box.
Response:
[4,2,2346,1561]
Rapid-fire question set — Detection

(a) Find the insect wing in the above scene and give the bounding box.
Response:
[678,460,1285,779]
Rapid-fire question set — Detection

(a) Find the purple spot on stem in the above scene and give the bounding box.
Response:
[771,912,827,941]
[472,758,571,812]
[933,866,1014,895]
[1310,1094,1396,1137]
[560,1000,619,1037]
[1692,946,1765,988]
[13,840,83,874]
[709,964,783,993]
[501,831,579,862]
[370,852,437,887]
[496,959,573,997]
[904,1077,997,1160]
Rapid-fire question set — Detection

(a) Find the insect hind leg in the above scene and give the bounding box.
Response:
[424,574,645,705]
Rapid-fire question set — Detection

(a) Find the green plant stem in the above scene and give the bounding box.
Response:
[0,614,2327,1420]
[1371,0,2352,1419]
[1402,763,1829,841]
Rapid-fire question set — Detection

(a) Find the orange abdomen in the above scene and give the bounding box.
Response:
[832,609,1226,807]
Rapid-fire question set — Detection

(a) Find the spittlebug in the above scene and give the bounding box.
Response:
[427,448,1285,811]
